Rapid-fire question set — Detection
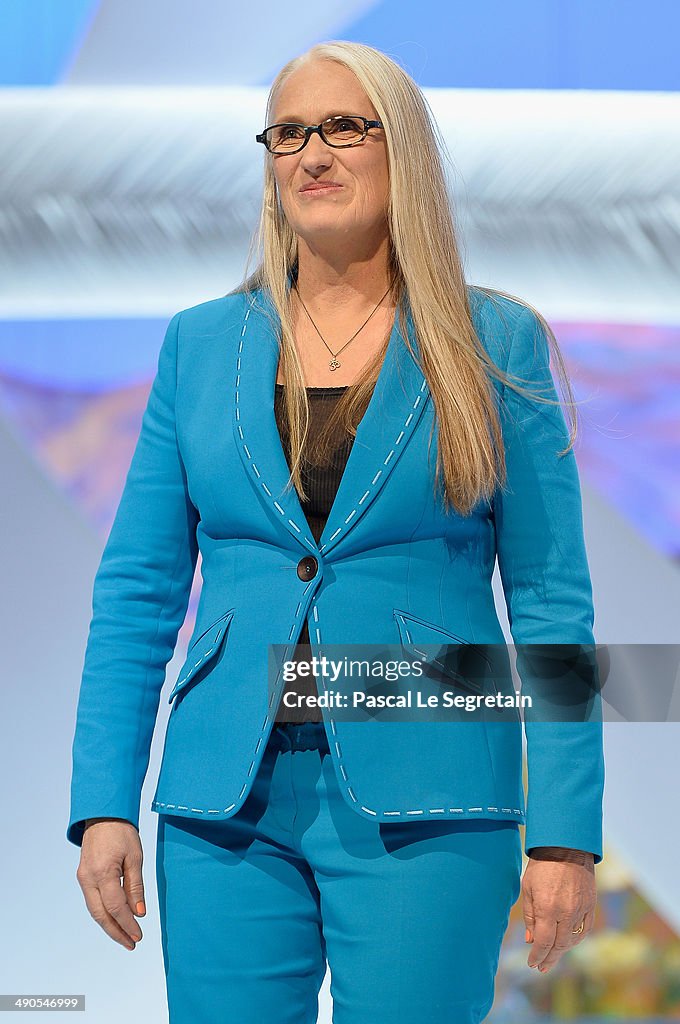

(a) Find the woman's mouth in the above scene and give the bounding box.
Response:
[299,184,343,195]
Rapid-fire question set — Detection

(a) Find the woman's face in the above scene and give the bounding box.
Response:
[268,60,390,252]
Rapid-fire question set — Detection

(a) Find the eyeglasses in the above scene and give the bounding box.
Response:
[256,114,384,155]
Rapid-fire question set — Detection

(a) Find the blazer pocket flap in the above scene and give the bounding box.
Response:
[167,609,235,704]
[393,608,490,696]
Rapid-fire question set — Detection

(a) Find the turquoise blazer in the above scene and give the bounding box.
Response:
[67,285,605,861]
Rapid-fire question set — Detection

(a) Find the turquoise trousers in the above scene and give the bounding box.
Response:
[156,722,522,1023]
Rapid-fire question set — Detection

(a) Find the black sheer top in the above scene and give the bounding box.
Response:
[273,383,353,723]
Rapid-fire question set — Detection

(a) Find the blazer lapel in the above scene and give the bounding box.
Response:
[232,286,431,558]
[317,305,430,557]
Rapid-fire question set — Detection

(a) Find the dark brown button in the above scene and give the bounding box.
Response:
[297,556,318,581]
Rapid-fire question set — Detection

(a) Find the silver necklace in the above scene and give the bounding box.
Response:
[293,281,393,372]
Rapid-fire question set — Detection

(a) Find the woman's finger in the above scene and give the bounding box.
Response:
[78,877,141,950]
[121,849,146,923]
[98,875,144,945]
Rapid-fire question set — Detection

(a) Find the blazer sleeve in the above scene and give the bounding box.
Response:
[493,304,605,864]
[67,311,199,847]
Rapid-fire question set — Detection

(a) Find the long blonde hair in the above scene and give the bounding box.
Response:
[230,40,580,516]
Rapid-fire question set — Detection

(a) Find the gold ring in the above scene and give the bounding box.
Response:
[571,919,585,935]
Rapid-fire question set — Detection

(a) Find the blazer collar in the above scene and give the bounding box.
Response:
[232,283,431,558]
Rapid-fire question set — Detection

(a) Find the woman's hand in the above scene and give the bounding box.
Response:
[76,818,146,951]
[521,846,596,973]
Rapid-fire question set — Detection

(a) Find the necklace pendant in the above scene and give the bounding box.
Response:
[329,357,341,371]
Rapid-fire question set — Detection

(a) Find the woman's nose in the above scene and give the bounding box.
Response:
[300,131,334,168]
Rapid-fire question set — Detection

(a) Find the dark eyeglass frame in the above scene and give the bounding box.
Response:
[255,114,384,154]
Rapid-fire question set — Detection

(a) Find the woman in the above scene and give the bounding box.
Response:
[69,41,604,1024]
